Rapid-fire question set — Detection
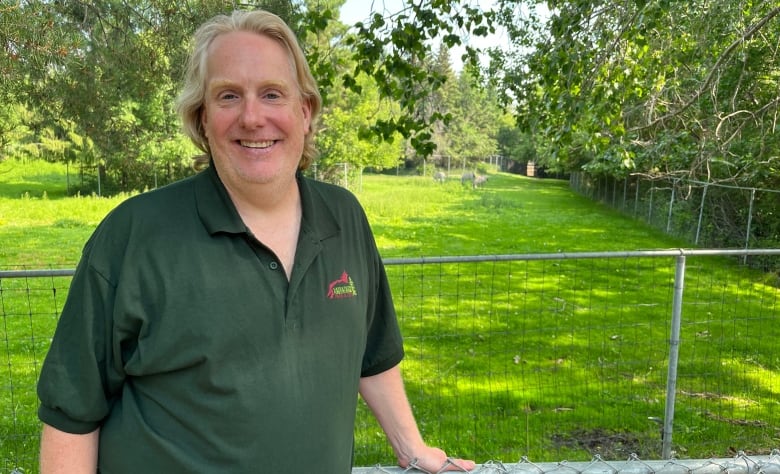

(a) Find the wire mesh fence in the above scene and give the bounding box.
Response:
[569,173,780,255]
[2,250,780,473]
[353,452,780,473]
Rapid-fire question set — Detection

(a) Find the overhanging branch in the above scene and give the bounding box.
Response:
[629,6,780,133]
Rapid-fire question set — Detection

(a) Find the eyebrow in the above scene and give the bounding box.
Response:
[206,78,291,94]
[206,79,235,92]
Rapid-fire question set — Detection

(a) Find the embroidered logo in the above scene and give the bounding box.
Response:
[327,270,358,299]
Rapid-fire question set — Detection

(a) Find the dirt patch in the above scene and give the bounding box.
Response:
[551,428,653,459]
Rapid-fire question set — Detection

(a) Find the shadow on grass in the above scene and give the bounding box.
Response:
[0,176,71,199]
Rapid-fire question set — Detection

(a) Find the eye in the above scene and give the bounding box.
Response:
[263,90,281,100]
[218,92,239,101]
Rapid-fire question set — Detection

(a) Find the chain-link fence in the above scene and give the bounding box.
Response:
[569,173,780,256]
[2,250,780,472]
[354,451,780,473]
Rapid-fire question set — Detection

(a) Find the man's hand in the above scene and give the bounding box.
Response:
[359,366,476,473]
[399,445,476,473]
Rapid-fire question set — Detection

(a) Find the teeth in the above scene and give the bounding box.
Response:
[240,140,274,149]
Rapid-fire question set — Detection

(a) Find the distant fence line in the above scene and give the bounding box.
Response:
[570,173,780,255]
[2,249,780,472]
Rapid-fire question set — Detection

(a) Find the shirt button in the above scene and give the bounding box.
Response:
[269,261,279,270]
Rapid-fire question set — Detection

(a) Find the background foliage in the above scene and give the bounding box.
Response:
[0,0,504,192]
[490,0,779,189]
[2,0,778,242]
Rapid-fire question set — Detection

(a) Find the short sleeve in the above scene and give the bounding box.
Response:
[37,245,124,434]
[360,231,404,377]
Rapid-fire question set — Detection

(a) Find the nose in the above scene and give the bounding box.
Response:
[238,96,267,128]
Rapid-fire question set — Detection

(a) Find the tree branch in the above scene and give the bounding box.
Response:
[630,6,780,133]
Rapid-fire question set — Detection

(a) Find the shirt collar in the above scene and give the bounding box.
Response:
[194,164,246,235]
[297,171,340,242]
[194,164,340,242]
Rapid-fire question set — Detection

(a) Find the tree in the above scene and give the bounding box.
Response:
[3,0,497,192]
[496,119,535,173]
[426,46,457,172]
[443,66,500,171]
[0,103,35,161]
[489,0,780,187]
[316,72,404,182]
[341,1,495,156]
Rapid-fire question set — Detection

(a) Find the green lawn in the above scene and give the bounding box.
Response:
[0,160,685,266]
[1,159,778,471]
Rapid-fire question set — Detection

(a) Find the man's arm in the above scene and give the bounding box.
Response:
[359,364,476,472]
[40,423,99,474]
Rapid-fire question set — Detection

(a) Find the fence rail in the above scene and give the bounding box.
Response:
[2,249,780,472]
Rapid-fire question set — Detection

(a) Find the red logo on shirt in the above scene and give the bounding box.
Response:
[327,271,357,299]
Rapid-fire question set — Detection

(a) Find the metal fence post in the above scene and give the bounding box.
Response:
[695,184,708,245]
[744,188,756,264]
[622,178,628,212]
[662,253,686,459]
[667,180,677,233]
[634,177,640,218]
[648,184,655,222]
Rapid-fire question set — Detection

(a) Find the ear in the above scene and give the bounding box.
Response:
[300,97,312,134]
[200,105,209,135]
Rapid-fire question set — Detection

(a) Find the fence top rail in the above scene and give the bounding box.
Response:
[2,248,778,279]
[0,268,77,279]
[382,248,780,266]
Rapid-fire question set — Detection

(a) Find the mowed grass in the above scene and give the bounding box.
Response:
[358,172,685,256]
[0,160,130,266]
[1,159,779,471]
[0,161,682,266]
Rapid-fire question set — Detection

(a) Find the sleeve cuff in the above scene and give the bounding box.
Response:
[361,349,404,377]
[38,404,103,435]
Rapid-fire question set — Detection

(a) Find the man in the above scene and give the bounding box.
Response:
[37,9,475,474]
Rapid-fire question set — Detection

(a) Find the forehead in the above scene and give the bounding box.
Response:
[205,30,296,81]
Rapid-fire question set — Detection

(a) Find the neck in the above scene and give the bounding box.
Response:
[224,176,302,280]
[224,171,298,212]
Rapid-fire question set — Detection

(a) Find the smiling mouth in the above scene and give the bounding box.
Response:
[239,140,275,149]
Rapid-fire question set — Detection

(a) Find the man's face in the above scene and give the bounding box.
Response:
[201,31,311,192]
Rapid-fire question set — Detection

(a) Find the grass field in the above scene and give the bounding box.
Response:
[1,158,779,471]
[0,158,685,265]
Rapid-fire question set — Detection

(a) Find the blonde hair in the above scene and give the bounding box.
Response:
[176,10,322,170]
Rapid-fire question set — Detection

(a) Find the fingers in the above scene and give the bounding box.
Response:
[406,456,476,473]
[441,457,476,472]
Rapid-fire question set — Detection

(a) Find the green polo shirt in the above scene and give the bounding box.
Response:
[37,165,404,473]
